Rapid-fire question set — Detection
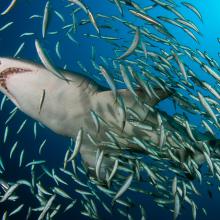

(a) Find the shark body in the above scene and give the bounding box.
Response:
[0,57,218,179]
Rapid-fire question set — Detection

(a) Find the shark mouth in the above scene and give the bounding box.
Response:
[0,67,32,106]
[0,67,32,90]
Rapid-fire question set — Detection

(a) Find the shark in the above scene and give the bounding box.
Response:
[0,57,219,180]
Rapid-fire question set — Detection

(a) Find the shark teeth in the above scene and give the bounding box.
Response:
[0,67,32,108]
[0,67,31,91]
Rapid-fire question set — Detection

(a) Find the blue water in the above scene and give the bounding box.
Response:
[0,0,220,219]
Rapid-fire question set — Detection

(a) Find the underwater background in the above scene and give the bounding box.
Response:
[0,0,220,219]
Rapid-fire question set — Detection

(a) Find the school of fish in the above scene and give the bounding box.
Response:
[0,0,220,219]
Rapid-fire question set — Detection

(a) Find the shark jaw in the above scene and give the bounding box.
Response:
[0,67,33,108]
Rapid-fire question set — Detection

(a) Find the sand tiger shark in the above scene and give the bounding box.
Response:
[0,57,219,179]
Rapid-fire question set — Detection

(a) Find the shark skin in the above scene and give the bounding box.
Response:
[0,57,217,180]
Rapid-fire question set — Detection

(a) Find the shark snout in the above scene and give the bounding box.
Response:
[0,67,30,90]
[0,57,36,108]
[0,58,32,91]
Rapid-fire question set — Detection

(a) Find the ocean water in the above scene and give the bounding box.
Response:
[0,0,220,219]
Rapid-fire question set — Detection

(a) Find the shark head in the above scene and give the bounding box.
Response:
[0,57,90,137]
[0,57,67,111]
